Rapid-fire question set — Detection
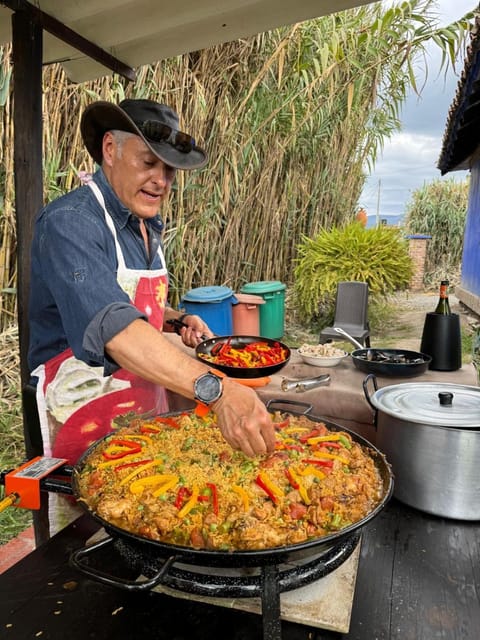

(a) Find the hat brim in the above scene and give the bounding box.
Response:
[80,101,207,170]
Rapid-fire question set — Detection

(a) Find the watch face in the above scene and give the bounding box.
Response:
[194,372,223,404]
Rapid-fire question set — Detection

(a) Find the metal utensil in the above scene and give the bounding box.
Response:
[333,327,364,349]
[281,374,331,392]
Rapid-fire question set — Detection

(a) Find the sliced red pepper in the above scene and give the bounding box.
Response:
[285,468,300,490]
[154,416,181,428]
[140,424,161,434]
[255,475,279,505]
[113,459,153,472]
[273,418,290,430]
[174,486,191,509]
[102,439,142,460]
[206,482,219,515]
[302,458,334,468]
[316,441,342,449]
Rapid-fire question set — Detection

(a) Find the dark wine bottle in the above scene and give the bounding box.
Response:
[434,280,451,315]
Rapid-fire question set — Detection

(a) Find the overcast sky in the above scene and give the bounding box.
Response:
[359,0,476,219]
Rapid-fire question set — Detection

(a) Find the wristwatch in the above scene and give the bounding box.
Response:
[193,370,224,405]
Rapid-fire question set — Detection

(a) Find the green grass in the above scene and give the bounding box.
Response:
[0,395,32,545]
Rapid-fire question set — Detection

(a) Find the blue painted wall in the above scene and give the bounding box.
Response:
[460,160,480,298]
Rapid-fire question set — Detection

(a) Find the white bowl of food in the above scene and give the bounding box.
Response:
[297,343,349,367]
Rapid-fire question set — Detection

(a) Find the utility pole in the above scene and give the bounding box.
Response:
[376,179,381,227]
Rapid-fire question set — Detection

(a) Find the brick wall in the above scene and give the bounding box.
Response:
[407,235,431,291]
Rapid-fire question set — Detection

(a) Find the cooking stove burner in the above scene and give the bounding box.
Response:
[70,530,361,640]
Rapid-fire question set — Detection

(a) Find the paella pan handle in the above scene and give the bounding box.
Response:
[362,374,379,428]
[69,536,178,592]
[265,398,313,415]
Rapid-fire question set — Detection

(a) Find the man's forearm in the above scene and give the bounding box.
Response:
[105,318,208,399]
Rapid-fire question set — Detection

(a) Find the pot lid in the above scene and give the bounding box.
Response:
[182,285,235,303]
[370,382,480,428]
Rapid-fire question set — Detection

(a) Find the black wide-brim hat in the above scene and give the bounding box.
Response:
[80,99,208,170]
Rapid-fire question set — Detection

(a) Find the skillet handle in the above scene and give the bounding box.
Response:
[69,535,177,591]
[362,374,379,429]
[266,398,313,414]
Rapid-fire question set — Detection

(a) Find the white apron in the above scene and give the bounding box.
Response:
[33,181,169,469]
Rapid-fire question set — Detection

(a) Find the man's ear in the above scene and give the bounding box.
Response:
[102,131,115,167]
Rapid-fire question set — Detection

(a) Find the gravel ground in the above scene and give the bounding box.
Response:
[377,289,479,352]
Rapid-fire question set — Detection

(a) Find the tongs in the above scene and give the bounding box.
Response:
[281,373,330,393]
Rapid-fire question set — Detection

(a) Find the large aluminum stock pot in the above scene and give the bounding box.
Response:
[363,375,480,520]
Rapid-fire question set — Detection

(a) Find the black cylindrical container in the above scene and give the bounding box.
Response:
[420,312,462,371]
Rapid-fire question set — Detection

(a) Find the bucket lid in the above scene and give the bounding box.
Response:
[182,285,234,303]
[240,281,286,294]
[234,293,265,305]
[370,382,480,429]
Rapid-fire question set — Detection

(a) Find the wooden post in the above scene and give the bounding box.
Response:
[12,9,43,390]
[12,9,49,545]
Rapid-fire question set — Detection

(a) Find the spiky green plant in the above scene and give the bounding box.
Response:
[294,222,414,321]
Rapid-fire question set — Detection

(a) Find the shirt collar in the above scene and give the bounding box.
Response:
[92,168,164,233]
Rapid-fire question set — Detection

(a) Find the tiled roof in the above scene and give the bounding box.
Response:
[438,9,480,175]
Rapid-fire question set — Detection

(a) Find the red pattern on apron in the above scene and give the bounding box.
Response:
[33,181,169,465]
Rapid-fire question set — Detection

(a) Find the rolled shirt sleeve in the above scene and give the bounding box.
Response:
[82,302,147,376]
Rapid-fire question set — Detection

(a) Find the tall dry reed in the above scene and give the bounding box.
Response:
[0,1,472,324]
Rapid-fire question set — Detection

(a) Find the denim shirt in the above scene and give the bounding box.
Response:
[28,168,165,376]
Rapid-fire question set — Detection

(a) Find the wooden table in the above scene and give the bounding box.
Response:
[1,498,479,639]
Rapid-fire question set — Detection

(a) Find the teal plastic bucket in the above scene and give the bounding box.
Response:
[240,281,286,339]
[181,286,237,336]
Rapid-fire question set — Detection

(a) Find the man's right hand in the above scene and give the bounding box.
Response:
[211,380,276,457]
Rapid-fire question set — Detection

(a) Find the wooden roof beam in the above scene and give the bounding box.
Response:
[0,0,136,81]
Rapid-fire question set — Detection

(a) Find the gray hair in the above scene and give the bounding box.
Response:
[110,129,136,158]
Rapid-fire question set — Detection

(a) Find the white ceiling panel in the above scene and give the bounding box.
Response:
[0,0,372,83]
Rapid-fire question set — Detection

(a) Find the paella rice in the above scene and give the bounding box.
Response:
[76,411,384,551]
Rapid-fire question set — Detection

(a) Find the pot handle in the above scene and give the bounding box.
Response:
[266,398,313,415]
[69,535,178,591]
[362,374,379,428]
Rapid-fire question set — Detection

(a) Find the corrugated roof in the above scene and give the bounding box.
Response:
[438,7,480,174]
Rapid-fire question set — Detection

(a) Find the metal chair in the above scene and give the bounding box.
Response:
[319,281,371,347]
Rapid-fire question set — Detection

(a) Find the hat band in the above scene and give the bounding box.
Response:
[139,120,196,153]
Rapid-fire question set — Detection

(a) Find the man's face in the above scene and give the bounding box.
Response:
[102,132,177,218]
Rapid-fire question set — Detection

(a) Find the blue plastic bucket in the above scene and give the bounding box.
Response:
[181,286,237,335]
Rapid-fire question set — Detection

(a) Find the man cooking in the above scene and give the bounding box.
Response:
[28,98,275,478]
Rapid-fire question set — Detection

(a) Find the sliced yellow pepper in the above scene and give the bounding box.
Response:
[297,464,326,480]
[257,471,285,498]
[313,451,349,465]
[307,434,342,444]
[232,485,250,511]
[119,460,159,486]
[122,434,153,445]
[287,467,311,505]
[283,426,311,434]
[129,474,177,494]
[98,453,140,469]
[178,483,199,517]
[152,475,179,497]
